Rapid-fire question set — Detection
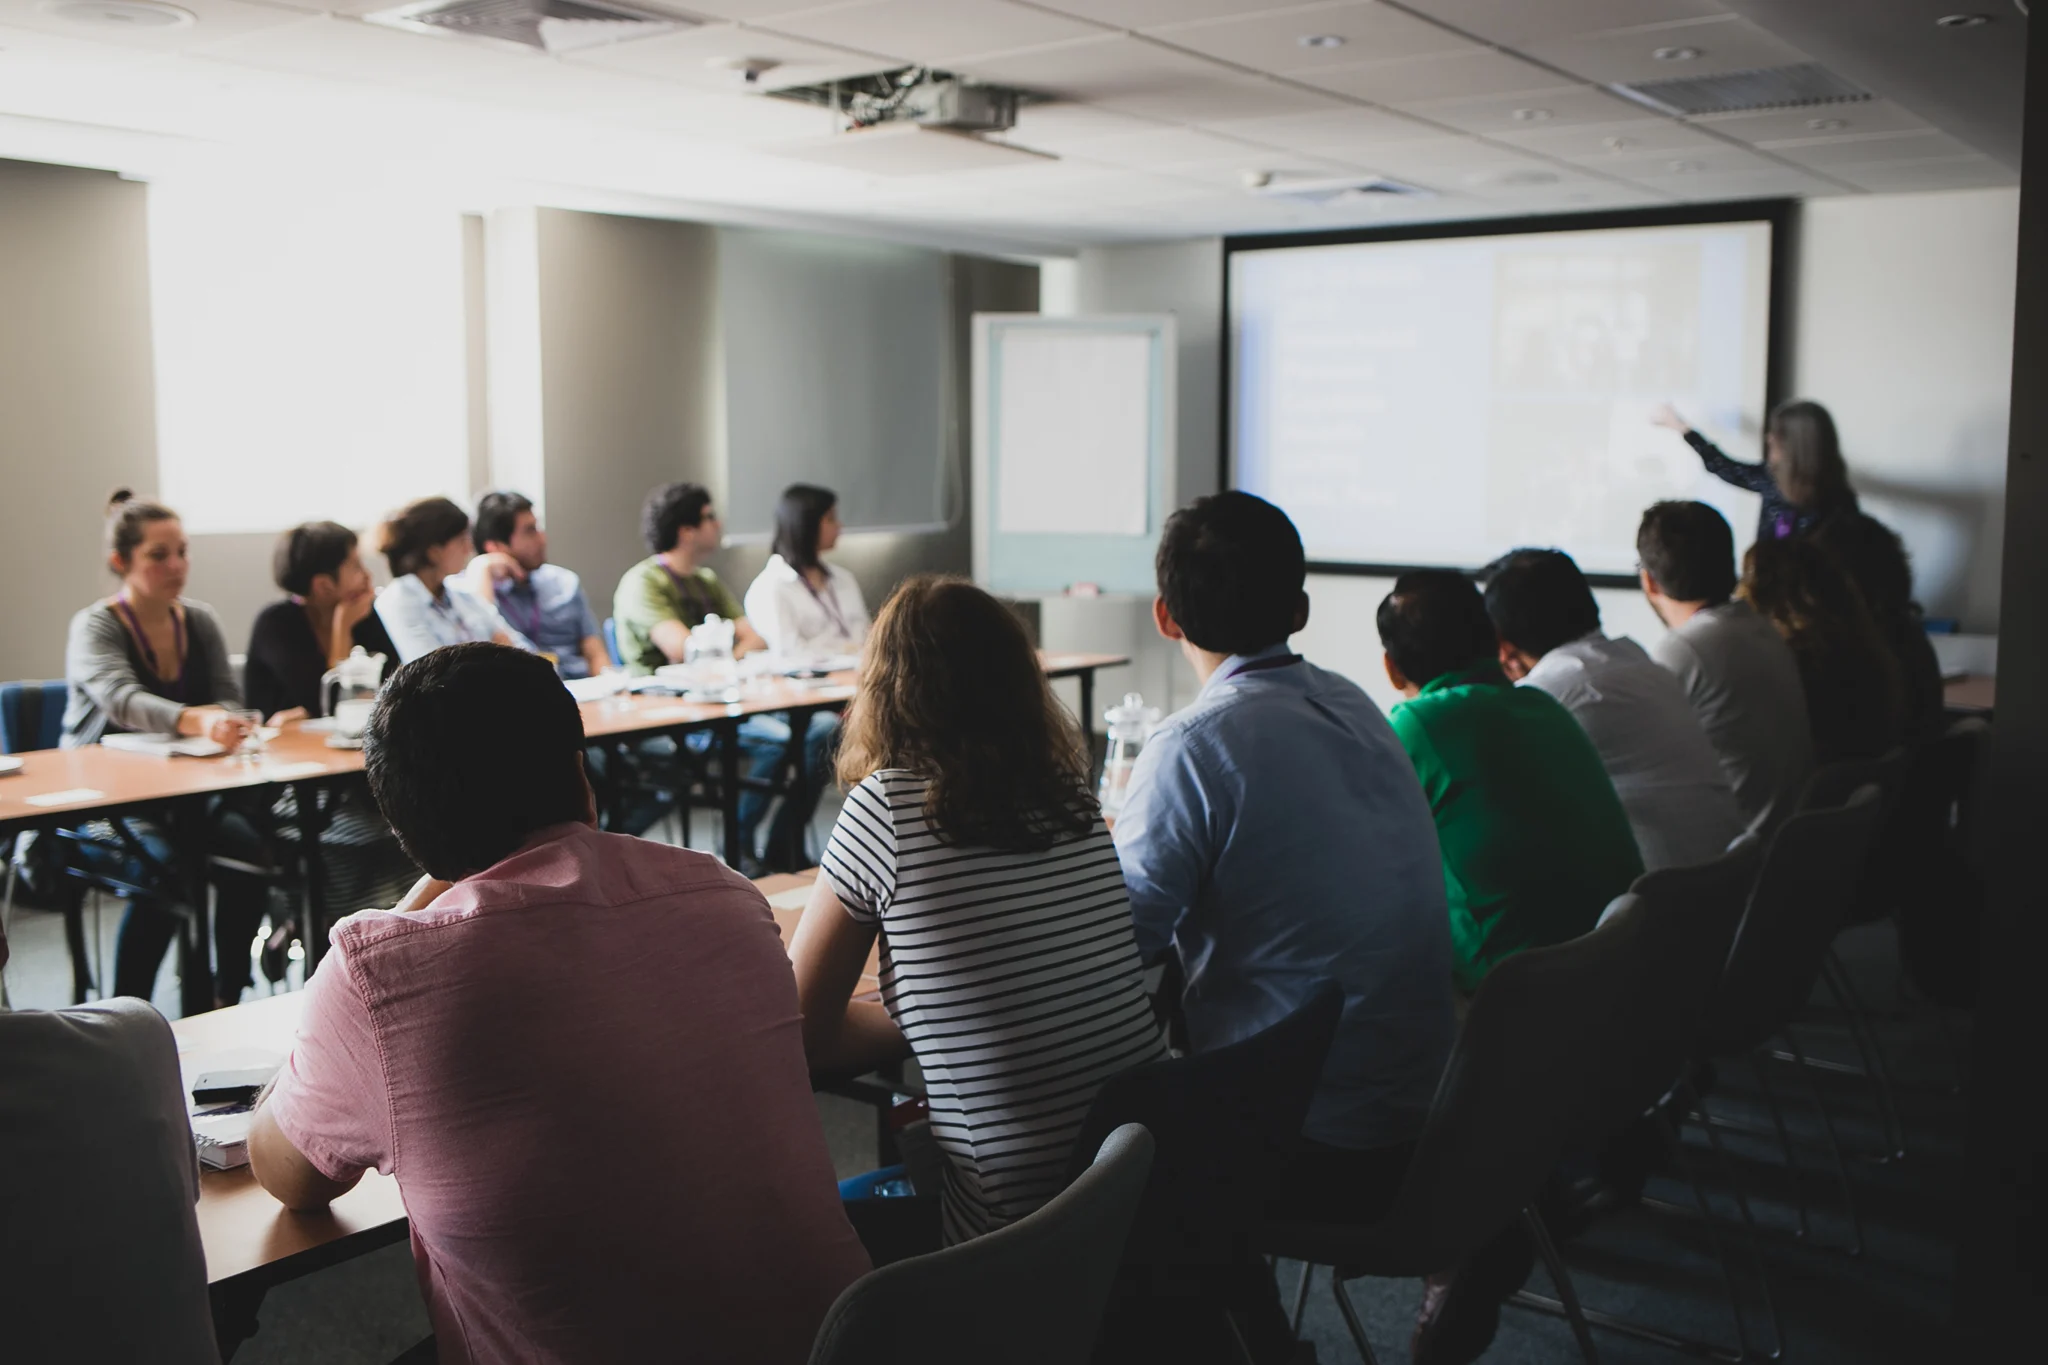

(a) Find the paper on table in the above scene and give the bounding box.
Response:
[996,328,1152,537]
[764,883,815,910]
[25,788,107,807]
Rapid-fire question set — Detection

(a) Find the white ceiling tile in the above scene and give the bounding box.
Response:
[1833,156,2017,195]
[1399,1,1729,48]
[0,0,311,51]
[1760,130,1981,171]
[566,21,897,87]
[1494,116,1728,161]
[1148,2,1472,76]
[1026,1,1324,29]
[997,101,1171,154]
[1202,104,1436,151]
[1037,124,1266,167]
[756,0,1106,66]
[648,1,859,18]
[1521,15,1809,89]
[1294,48,1567,105]
[1398,84,1645,135]
[945,34,1229,100]
[1622,164,1837,199]
[1097,73,1348,124]
[1584,141,1782,179]
[1691,100,1929,144]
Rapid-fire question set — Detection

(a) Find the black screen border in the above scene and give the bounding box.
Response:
[1219,198,1795,589]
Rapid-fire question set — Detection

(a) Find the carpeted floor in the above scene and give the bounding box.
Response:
[4,842,1962,1363]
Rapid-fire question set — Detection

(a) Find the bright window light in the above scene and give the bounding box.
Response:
[148,176,468,535]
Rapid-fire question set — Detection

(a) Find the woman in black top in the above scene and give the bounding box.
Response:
[1740,536,1904,765]
[245,522,398,719]
[244,523,416,978]
[1654,398,1859,542]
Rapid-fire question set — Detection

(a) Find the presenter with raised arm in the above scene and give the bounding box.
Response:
[1653,398,1858,543]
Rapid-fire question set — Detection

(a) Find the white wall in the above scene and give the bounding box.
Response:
[1791,188,2016,630]
[1076,187,2019,704]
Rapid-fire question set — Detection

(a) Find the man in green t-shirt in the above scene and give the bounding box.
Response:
[612,483,764,675]
[611,482,830,875]
[1375,569,1643,995]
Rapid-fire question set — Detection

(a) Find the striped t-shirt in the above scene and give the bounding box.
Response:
[821,769,1169,1244]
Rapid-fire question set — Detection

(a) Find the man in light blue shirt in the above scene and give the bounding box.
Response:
[466,491,610,680]
[1115,492,1454,1179]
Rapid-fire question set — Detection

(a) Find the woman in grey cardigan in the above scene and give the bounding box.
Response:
[62,493,271,1006]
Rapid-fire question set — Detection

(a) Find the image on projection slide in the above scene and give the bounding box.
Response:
[1230,219,1772,575]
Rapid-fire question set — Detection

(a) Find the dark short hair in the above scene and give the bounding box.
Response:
[641,482,714,555]
[1481,549,1601,658]
[771,484,837,573]
[273,521,359,595]
[472,491,535,553]
[1155,491,1306,656]
[1376,569,1497,689]
[364,643,589,880]
[376,497,470,578]
[1636,501,1737,604]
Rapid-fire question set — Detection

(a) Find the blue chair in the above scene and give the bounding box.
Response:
[0,680,66,755]
[602,617,624,668]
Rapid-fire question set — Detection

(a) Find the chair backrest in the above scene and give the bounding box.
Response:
[1060,979,1344,1264]
[1568,835,1765,1150]
[808,1123,1155,1365]
[601,617,624,668]
[1801,745,1909,818]
[1702,784,1887,1056]
[1357,916,1645,1272]
[0,680,67,755]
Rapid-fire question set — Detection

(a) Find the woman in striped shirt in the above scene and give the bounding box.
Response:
[790,575,1167,1246]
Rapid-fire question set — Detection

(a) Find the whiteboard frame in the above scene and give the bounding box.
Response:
[972,313,1177,595]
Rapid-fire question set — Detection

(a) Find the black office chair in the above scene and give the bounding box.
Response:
[1066,979,1345,1361]
[809,1123,1156,1365]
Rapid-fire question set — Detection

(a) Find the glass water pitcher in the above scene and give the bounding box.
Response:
[1098,692,1161,818]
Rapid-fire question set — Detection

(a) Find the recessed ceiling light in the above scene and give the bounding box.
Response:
[1299,34,1346,49]
[1653,46,1702,61]
[1807,117,1848,132]
[1936,13,1991,26]
[38,0,194,27]
[1511,107,1553,122]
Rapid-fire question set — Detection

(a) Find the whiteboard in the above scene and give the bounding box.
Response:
[974,314,1176,594]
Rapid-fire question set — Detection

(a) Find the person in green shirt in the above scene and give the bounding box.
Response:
[1375,569,1643,994]
[613,483,764,675]
[611,482,832,873]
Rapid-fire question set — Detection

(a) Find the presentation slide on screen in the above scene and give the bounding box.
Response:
[1230,219,1773,576]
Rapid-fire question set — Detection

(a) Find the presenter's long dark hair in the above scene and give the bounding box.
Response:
[838,575,1094,852]
[770,484,837,575]
[1767,400,1851,511]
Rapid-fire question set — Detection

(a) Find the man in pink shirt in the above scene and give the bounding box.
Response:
[249,643,869,1365]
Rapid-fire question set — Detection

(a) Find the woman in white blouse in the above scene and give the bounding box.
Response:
[373,496,533,664]
[743,485,870,660]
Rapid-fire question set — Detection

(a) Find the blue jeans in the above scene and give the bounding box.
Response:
[735,711,839,869]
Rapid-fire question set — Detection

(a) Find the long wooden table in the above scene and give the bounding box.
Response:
[183,868,873,1356]
[3,652,1125,1006]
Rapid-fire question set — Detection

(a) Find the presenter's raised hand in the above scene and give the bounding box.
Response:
[1650,402,1691,434]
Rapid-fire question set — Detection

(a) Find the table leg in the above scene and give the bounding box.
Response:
[174,800,215,1016]
[776,708,813,871]
[211,1278,268,1362]
[294,783,333,976]
[719,720,742,867]
[1078,668,1100,780]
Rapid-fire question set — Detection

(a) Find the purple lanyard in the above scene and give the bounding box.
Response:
[800,571,850,639]
[501,581,544,642]
[112,596,187,700]
[661,563,716,621]
[1218,652,1303,683]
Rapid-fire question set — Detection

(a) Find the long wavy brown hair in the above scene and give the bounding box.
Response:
[837,575,1095,851]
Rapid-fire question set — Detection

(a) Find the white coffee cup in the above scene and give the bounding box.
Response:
[334,698,374,739]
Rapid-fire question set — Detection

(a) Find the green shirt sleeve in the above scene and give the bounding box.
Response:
[612,560,677,676]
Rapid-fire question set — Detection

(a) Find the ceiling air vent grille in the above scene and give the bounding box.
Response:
[1252,174,1435,206]
[1614,62,1871,117]
[367,0,691,57]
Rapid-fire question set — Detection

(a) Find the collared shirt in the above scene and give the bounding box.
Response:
[612,556,745,676]
[1521,632,1745,873]
[264,825,870,1365]
[487,563,602,679]
[742,554,870,659]
[1390,662,1643,993]
[1114,645,1455,1151]
[1650,601,1816,836]
[374,575,533,665]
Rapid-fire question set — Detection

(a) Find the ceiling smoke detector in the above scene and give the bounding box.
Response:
[1653,45,1702,61]
[366,0,692,57]
[40,0,194,28]
[1511,107,1553,122]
